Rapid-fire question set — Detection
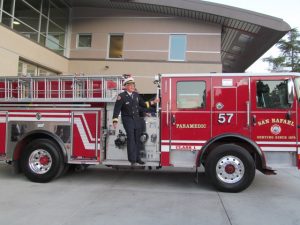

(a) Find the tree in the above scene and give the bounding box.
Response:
[263,28,300,72]
[263,56,285,71]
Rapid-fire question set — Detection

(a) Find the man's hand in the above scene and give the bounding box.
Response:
[151,98,160,105]
[113,121,118,129]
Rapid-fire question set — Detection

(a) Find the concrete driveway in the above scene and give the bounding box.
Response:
[0,163,299,225]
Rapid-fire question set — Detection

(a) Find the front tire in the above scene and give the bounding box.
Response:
[21,139,64,183]
[205,144,255,192]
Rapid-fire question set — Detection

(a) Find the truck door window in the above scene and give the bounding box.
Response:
[176,81,206,109]
[256,80,289,109]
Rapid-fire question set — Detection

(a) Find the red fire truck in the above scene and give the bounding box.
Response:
[0,73,299,192]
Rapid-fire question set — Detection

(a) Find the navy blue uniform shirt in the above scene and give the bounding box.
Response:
[112,91,150,122]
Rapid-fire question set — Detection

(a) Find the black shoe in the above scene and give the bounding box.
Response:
[129,161,137,166]
[137,159,145,165]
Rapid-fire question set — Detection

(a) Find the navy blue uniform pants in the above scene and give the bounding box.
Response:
[122,116,142,163]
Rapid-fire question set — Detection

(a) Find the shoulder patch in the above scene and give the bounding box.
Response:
[117,95,122,101]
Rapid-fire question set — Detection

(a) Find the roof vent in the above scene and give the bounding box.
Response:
[232,45,241,53]
[238,34,253,43]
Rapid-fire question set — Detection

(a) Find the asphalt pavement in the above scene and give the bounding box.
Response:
[0,163,299,225]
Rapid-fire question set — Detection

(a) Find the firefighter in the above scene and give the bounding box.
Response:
[112,77,159,166]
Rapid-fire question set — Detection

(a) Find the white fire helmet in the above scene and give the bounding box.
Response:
[123,77,135,86]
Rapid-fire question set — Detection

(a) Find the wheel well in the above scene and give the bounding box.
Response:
[13,132,67,163]
[201,136,263,171]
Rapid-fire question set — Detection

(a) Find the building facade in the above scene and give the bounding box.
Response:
[0,0,291,93]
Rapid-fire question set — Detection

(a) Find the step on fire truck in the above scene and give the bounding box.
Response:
[0,73,299,192]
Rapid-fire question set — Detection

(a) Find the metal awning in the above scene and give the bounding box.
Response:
[63,0,291,72]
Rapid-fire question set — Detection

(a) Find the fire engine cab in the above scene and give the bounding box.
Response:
[0,73,299,192]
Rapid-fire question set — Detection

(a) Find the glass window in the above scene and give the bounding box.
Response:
[39,16,47,45]
[38,67,57,76]
[2,10,12,27]
[169,34,186,61]
[18,60,37,76]
[14,0,40,31]
[46,35,64,54]
[49,1,67,29]
[24,0,41,11]
[18,61,25,76]
[0,0,68,56]
[0,0,2,23]
[3,0,13,14]
[40,35,46,46]
[109,34,124,59]
[77,34,92,48]
[18,60,58,76]
[49,21,65,46]
[46,21,65,54]
[177,81,206,109]
[13,21,38,41]
[27,63,37,76]
[256,80,290,109]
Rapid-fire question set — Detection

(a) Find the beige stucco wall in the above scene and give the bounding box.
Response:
[68,60,221,93]
[68,8,222,93]
[0,25,68,76]
[0,46,19,76]
[70,8,222,63]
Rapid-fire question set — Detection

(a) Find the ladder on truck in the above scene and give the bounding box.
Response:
[0,75,124,102]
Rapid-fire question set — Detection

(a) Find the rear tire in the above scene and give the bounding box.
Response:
[21,139,64,183]
[205,144,255,192]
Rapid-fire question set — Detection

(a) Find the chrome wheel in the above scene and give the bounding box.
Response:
[28,149,52,174]
[216,155,245,184]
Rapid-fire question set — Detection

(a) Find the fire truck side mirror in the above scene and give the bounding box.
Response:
[287,79,295,105]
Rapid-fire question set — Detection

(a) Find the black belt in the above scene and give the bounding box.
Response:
[122,115,140,119]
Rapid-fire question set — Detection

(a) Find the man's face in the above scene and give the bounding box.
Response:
[125,83,135,93]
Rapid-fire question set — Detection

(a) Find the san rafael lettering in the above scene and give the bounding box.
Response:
[257,118,294,127]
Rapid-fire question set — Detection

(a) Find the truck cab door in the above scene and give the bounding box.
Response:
[161,76,211,166]
[211,77,250,137]
[250,76,297,167]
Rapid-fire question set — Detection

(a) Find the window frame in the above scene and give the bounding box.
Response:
[295,77,300,103]
[256,79,290,109]
[169,34,187,62]
[176,80,206,110]
[18,60,59,77]
[107,33,124,60]
[76,33,92,48]
[0,0,3,23]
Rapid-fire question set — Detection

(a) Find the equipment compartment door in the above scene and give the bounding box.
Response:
[250,76,297,166]
[72,111,101,160]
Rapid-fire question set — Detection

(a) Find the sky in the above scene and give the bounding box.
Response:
[206,0,300,72]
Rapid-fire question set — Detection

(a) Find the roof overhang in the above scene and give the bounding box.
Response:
[63,0,291,72]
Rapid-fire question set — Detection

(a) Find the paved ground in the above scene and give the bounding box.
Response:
[0,163,300,225]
